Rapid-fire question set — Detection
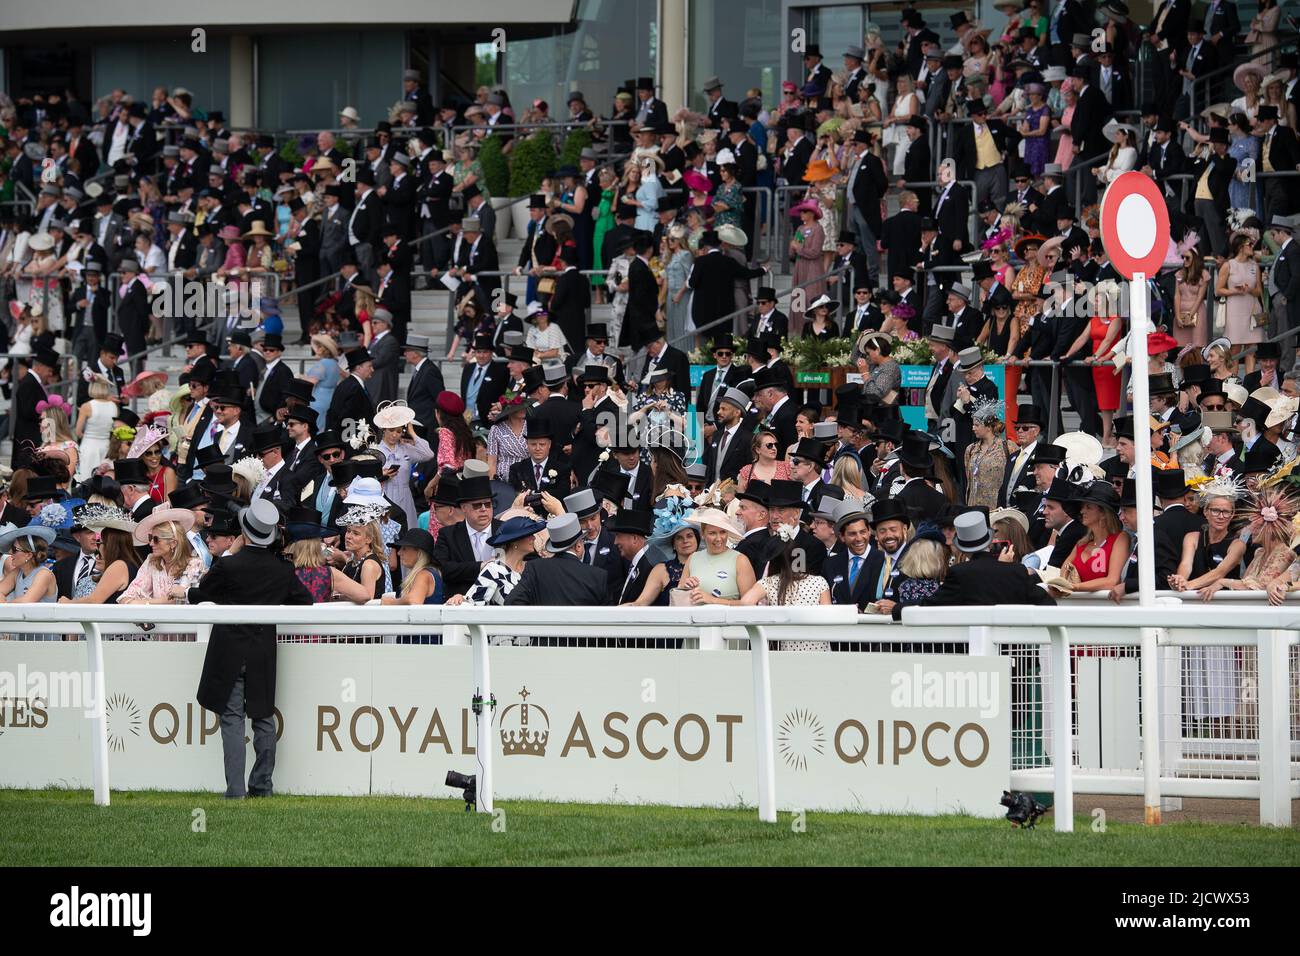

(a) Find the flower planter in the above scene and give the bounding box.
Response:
[795,365,851,400]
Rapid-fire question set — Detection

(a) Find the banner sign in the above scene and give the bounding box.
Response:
[0,644,1009,816]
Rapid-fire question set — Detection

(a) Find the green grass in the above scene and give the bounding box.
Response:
[1,789,1296,866]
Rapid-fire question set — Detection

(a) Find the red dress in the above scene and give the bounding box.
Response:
[1069,531,1123,583]
[1089,314,1122,411]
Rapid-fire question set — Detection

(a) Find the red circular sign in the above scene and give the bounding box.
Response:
[1100,171,1171,279]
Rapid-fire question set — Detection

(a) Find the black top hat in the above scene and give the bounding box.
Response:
[1257,341,1282,360]
[1148,372,1176,396]
[456,475,494,504]
[261,333,284,351]
[1180,364,1213,387]
[590,469,630,503]
[113,458,151,488]
[251,424,287,455]
[1152,468,1188,500]
[896,431,934,472]
[168,483,209,511]
[345,348,373,371]
[32,347,60,370]
[1198,380,1228,403]
[789,437,829,465]
[972,260,995,281]
[608,507,655,536]
[21,475,69,502]
[523,414,553,439]
[314,430,346,454]
[765,479,807,510]
[1029,442,1067,467]
[1016,404,1046,428]
[1112,415,1135,440]
[284,407,317,430]
[101,332,125,354]
[193,443,225,470]
[868,498,910,527]
[207,382,245,407]
[735,480,770,508]
[285,379,315,404]
[950,11,970,28]
[1240,396,1271,429]
[285,506,332,541]
[1044,476,1080,503]
[229,330,252,348]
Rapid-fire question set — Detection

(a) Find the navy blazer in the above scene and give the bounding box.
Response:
[822,547,883,610]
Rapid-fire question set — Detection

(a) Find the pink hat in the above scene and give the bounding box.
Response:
[219,225,242,240]
[789,199,822,219]
[683,169,713,194]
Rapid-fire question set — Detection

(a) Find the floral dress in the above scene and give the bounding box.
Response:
[714,181,745,230]
[631,388,688,465]
[1023,104,1050,176]
[488,421,529,480]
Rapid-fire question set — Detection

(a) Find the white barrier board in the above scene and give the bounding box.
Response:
[0,643,1009,816]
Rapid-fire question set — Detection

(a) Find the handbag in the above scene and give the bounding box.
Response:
[537,276,556,296]
[1176,309,1198,329]
[1213,296,1227,335]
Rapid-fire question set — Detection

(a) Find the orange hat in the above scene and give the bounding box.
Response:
[803,159,835,183]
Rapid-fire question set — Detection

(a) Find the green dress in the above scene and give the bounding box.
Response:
[591,187,616,289]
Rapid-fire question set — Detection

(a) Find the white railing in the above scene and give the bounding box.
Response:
[902,604,1300,831]
[4,601,1297,827]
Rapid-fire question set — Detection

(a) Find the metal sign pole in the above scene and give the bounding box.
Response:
[1128,273,1156,607]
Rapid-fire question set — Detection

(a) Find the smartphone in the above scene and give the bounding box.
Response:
[990,539,1011,557]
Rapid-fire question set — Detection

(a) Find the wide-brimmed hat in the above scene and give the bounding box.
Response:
[372,400,419,430]
[1234,62,1267,92]
[686,507,742,543]
[310,334,340,357]
[488,515,546,549]
[132,508,197,545]
[0,523,56,553]
[242,220,274,239]
[789,199,822,219]
[75,503,136,535]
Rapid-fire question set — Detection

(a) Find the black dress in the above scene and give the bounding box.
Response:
[986,315,1013,356]
[344,554,387,599]
[1190,530,1242,581]
[801,319,840,340]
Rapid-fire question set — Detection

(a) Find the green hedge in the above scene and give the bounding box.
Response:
[479,133,510,198]
[508,130,556,197]
[558,127,593,170]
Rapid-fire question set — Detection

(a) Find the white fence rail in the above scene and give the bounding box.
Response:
[903,604,1300,831]
[2,602,1297,827]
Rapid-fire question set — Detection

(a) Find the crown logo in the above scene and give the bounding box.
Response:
[499,686,549,757]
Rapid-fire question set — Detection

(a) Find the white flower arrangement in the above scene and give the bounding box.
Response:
[547,469,557,479]
[775,522,799,543]
[38,503,68,528]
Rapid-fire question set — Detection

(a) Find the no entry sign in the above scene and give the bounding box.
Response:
[1100,171,1171,279]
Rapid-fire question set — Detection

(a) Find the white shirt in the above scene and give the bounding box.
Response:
[254,459,285,500]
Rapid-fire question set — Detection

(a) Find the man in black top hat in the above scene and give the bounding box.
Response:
[1002,405,1048,505]
[115,258,152,372]
[790,438,833,511]
[431,475,502,595]
[327,348,378,436]
[607,507,657,604]
[281,408,323,503]
[697,341,747,427]
[689,229,765,341]
[747,286,788,339]
[890,432,948,523]
[115,457,157,523]
[1192,126,1236,258]
[508,415,572,493]
[461,334,510,426]
[76,332,127,406]
[1043,475,1087,568]
[1015,442,1068,548]
[763,479,827,575]
[752,364,800,453]
[192,499,313,799]
[255,334,294,422]
[550,244,592,356]
[12,348,60,470]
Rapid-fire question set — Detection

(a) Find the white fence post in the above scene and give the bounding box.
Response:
[697,626,725,651]
[1256,629,1292,827]
[967,626,995,657]
[467,624,494,814]
[1140,627,1162,824]
[82,622,110,807]
[745,624,777,823]
[442,623,469,646]
[1049,625,1073,832]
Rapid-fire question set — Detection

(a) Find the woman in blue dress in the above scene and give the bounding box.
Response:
[305,334,342,431]
[1228,112,1259,213]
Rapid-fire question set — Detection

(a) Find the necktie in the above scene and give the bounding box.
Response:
[584,540,595,564]
[716,431,729,480]
[848,555,862,590]
[877,554,893,600]
[535,462,543,486]
[76,555,94,589]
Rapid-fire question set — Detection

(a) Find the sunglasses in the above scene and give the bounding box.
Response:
[148,535,171,545]
[714,351,733,357]
[320,450,345,461]
[760,442,778,449]
[465,500,493,509]
[1014,423,1038,431]
[1202,401,1227,410]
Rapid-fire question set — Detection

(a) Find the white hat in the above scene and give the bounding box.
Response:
[715,148,736,165]
[372,400,419,430]
[344,477,390,507]
[339,106,361,121]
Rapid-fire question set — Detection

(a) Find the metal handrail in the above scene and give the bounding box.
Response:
[667,263,842,349]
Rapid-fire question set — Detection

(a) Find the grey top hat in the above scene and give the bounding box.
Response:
[166,211,191,225]
[702,75,723,92]
[685,462,709,480]
[391,152,410,167]
[239,499,281,547]
[1042,162,1063,177]
[929,324,958,344]
[948,283,972,301]
[163,145,181,157]
[405,334,430,352]
[542,362,568,386]
[953,510,992,553]
[545,512,583,553]
[812,420,839,440]
[844,45,866,60]
[462,217,482,231]
[371,307,393,325]
[580,147,600,160]
[958,346,984,370]
[1269,215,1295,233]
[832,496,869,531]
[403,69,421,82]
[502,329,526,346]
[564,487,600,517]
[719,387,750,410]
[118,258,141,273]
